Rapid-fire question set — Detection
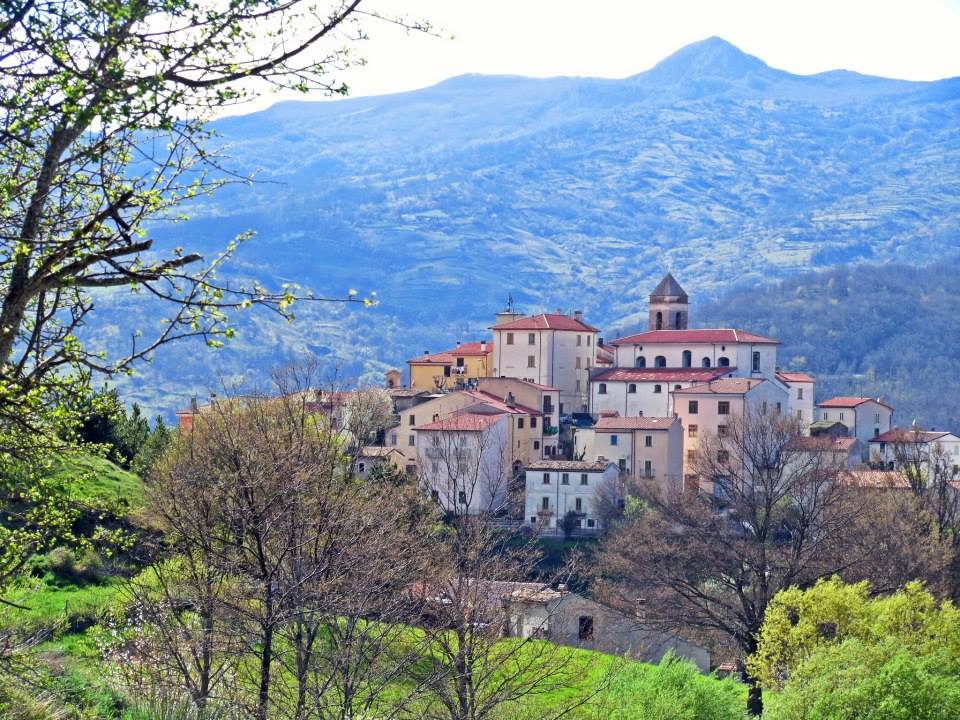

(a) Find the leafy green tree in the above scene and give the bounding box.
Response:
[367,460,408,486]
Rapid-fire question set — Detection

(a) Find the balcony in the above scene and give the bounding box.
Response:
[543,425,559,436]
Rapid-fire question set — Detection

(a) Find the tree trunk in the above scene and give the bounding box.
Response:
[746,673,763,716]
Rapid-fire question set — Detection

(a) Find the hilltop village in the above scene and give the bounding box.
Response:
[178,274,959,538]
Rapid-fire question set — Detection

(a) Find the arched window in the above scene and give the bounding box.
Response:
[681,350,692,368]
[654,355,667,368]
[674,311,683,329]
[701,357,711,368]
[655,311,663,330]
[635,356,646,368]
[718,356,730,367]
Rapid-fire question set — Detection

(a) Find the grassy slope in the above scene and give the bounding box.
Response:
[50,452,147,511]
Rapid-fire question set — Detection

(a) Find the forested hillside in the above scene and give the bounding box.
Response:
[700,261,960,430]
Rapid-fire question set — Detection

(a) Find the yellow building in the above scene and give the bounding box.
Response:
[407,341,492,392]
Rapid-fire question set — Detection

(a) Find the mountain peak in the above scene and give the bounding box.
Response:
[641,36,771,83]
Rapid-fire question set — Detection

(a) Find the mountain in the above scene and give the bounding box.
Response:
[100,37,960,418]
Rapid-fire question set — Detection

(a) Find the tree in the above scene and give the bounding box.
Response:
[0,0,427,458]
[596,407,864,716]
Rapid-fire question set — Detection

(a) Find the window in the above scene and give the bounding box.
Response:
[408,414,415,425]
[718,424,729,437]
[534,440,540,450]
[575,498,583,512]
[577,335,582,346]
[635,356,646,368]
[408,435,415,447]
[644,460,653,476]
[689,400,699,414]
[587,518,595,528]
[431,461,438,473]
[618,458,627,471]
[717,450,729,463]
[655,311,663,330]
[687,450,696,463]
[587,336,591,346]
[628,383,637,394]
[527,355,536,368]
[718,401,730,415]
[358,462,365,473]
[797,388,804,400]
[576,356,582,369]
[702,357,712,368]
[530,516,537,524]
[823,411,829,421]
[531,417,537,428]
[543,473,550,484]
[645,435,653,447]
[456,357,465,368]
[390,433,398,446]
[506,332,514,345]
[675,311,683,329]
[752,351,761,372]
[762,401,768,414]
[443,366,451,377]
[655,355,667,367]
[875,413,881,423]
[839,411,845,421]
[874,428,880,437]
[797,410,802,419]
[542,497,550,510]
[562,473,570,485]
[688,424,698,438]
[610,435,618,446]
[580,473,588,485]
[578,616,594,641]
[776,402,782,414]
[718,356,730,367]
[674,384,682,391]
[458,491,467,504]
[516,418,524,429]
[528,333,536,345]
[682,350,692,368]
[575,380,581,392]
[598,383,607,395]
[654,384,662,394]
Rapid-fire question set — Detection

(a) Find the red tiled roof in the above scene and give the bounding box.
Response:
[592,367,735,383]
[869,429,954,444]
[413,412,506,432]
[525,459,614,471]
[776,371,816,383]
[610,329,779,346]
[818,396,892,410]
[491,313,598,333]
[408,341,492,365]
[593,416,679,431]
[789,436,858,452]
[672,378,766,395]
[464,390,542,416]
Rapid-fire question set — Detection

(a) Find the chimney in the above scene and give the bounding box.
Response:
[456,340,461,348]
[190,396,198,413]
[505,392,515,407]
[574,310,583,321]
[480,340,487,352]
[424,349,429,356]
[639,410,643,416]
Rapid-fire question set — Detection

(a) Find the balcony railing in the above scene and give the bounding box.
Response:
[543,425,559,436]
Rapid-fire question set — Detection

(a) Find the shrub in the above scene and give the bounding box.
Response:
[46,547,78,581]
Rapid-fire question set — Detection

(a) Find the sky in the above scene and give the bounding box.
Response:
[240,0,960,111]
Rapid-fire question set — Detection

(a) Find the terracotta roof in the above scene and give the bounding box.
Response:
[593,416,679,431]
[478,378,558,392]
[592,367,735,383]
[672,378,766,395]
[491,313,599,333]
[463,390,542,416]
[869,429,955,444]
[650,272,689,301]
[610,329,779,346]
[840,470,910,489]
[788,436,858,452]
[776,371,816,383]
[408,341,492,365]
[413,412,506,432]
[525,459,615,471]
[358,446,406,458]
[818,396,892,410]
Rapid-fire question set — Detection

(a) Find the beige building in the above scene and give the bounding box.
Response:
[523,460,620,533]
[672,377,789,484]
[355,446,408,480]
[407,341,492,392]
[491,311,598,415]
[477,377,562,456]
[574,415,683,494]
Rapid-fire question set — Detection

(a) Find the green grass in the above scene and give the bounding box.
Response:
[0,577,126,635]
[49,452,147,512]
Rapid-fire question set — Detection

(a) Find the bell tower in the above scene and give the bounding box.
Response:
[648,273,689,331]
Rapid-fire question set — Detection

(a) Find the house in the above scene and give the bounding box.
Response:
[869,428,960,471]
[809,420,850,439]
[816,397,893,459]
[407,341,492,392]
[589,366,735,418]
[490,309,598,416]
[502,586,710,672]
[776,371,816,428]
[523,460,619,533]
[672,377,790,484]
[574,415,683,494]
[477,377,562,456]
[415,411,513,515]
[786,436,863,471]
[355,446,407,480]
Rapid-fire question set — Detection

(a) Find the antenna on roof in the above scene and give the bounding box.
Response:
[506,293,515,313]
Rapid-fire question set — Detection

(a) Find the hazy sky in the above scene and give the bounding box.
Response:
[348,1,960,89]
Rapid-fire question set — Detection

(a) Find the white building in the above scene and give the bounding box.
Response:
[776,371,816,429]
[574,415,684,494]
[816,397,893,459]
[523,460,619,533]
[590,367,735,418]
[491,311,598,415]
[869,429,960,471]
